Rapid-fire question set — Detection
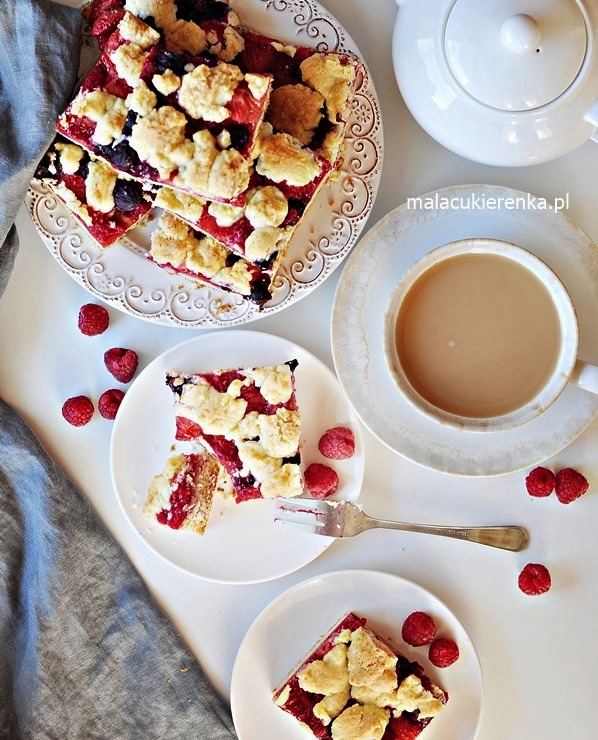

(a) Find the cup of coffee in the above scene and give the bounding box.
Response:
[384,238,598,432]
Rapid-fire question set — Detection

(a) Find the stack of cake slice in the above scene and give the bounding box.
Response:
[35,0,361,308]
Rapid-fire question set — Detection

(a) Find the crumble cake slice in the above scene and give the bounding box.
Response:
[166,361,303,502]
[57,12,272,202]
[273,613,448,740]
[143,451,220,533]
[149,212,273,307]
[153,121,332,270]
[34,137,154,248]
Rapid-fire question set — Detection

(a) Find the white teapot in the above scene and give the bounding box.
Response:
[392,0,598,166]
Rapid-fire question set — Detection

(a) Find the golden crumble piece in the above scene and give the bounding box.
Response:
[330,704,390,740]
[118,10,160,48]
[177,62,244,123]
[256,133,322,187]
[245,186,288,229]
[86,160,118,213]
[54,142,84,175]
[347,628,398,695]
[300,53,355,122]
[298,644,350,696]
[267,84,325,144]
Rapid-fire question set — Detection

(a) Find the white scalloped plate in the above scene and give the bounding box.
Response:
[231,570,483,740]
[26,0,382,328]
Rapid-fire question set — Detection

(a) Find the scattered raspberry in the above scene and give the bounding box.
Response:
[401,611,437,647]
[62,395,94,427]
[428,638,459,668]
[525,466,555,497]
[518,563,551,595]
[104,347,139,383]
[318,426,356,460]
[304,463,339,499]
[98,389,125,420]
[78,303,109,336]
[555,468,589,505]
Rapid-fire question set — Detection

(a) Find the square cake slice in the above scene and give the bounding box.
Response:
[34,138,154,248]
[273,613,448,740]
[149,212,273,308]
[57,12,272,202]
[166,361,303,502]
[154,122,332,271]
[143,451,220,533]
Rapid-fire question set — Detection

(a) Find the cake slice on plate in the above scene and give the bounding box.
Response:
[34,137,154,248]
[143,451,220,534]
[273,612,448,740]
[166,361,303,502]
[57,12,272,202]
[149,212,274,307]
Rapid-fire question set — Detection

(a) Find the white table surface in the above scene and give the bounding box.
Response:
[2,1,598,738]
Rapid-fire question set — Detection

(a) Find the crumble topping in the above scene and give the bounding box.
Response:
[127,81,157,115]
[177,62,244,123]
[245,186,288,228]
[70,91,128,146]
[245,73,270,101]
[330,704,390,740]
[253,408,301,458]
[216,129,232,148]
[212,26,245,62]
[174,129,250,201]
[152,69,181,96]
[245,365,293,404]
[86,160,117,212]
[267,84,325,144]
[118,10,160,48]
[110,41,151,86]
[300,54,355,122]
[271,41,297,57]
[166,19,206,55]
[208,200,244,227]
[314,691,351,726]
[156,187,206,221]
[256,133,321,187]
[54,142,84,175]
[129,105,193,177]
[177,380,248,436]
[124,0,176,29]
[275,685,291,707]
[244,227,283,262]
[392,675,444,719]
[298,644,350,696]
[347,628,398,694]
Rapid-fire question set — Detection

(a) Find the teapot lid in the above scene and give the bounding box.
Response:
[444,0,587,111]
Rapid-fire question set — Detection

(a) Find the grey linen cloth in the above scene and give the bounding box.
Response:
[0,2,236,738]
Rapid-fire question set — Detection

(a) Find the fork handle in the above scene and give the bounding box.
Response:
[363,517,528,552]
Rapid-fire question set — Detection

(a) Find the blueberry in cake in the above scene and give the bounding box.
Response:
[165,361,303,502]
[57,11,272,202]
[149,212,274,307]
[273,613,448,740]
[34,137,154,248]
[143,451,220,533]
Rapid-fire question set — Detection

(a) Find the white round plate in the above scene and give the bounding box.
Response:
[26,0,382,328]
[231,569,483,740]
[332,184,598,476]
[110,331,364,583]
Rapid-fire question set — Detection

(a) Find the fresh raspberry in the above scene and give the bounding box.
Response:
[401,611,437,647]
[304,463,339,499]
[104,347,139,383]
[525,466,555,497]
[62,396,94,427]
[78,303,109,336]
[98,389,125,420]
[555,468,589,504]
[318,426,356,460]
[518,563,551,595]
[428,638,459,668]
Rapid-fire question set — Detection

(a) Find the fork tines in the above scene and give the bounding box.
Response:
[274,498,327,533]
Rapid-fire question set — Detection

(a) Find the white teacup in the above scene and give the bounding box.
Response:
[384,238,598,432]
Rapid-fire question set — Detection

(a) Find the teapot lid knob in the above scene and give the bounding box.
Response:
[501,14,542,54]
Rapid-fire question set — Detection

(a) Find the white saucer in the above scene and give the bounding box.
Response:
[231,569,483,740]
[331,184,598,475]
[110,331,364,583]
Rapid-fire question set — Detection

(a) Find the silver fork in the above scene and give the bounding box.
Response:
[275,498,529,551]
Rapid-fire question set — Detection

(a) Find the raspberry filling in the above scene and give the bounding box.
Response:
[156,454,201,529]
